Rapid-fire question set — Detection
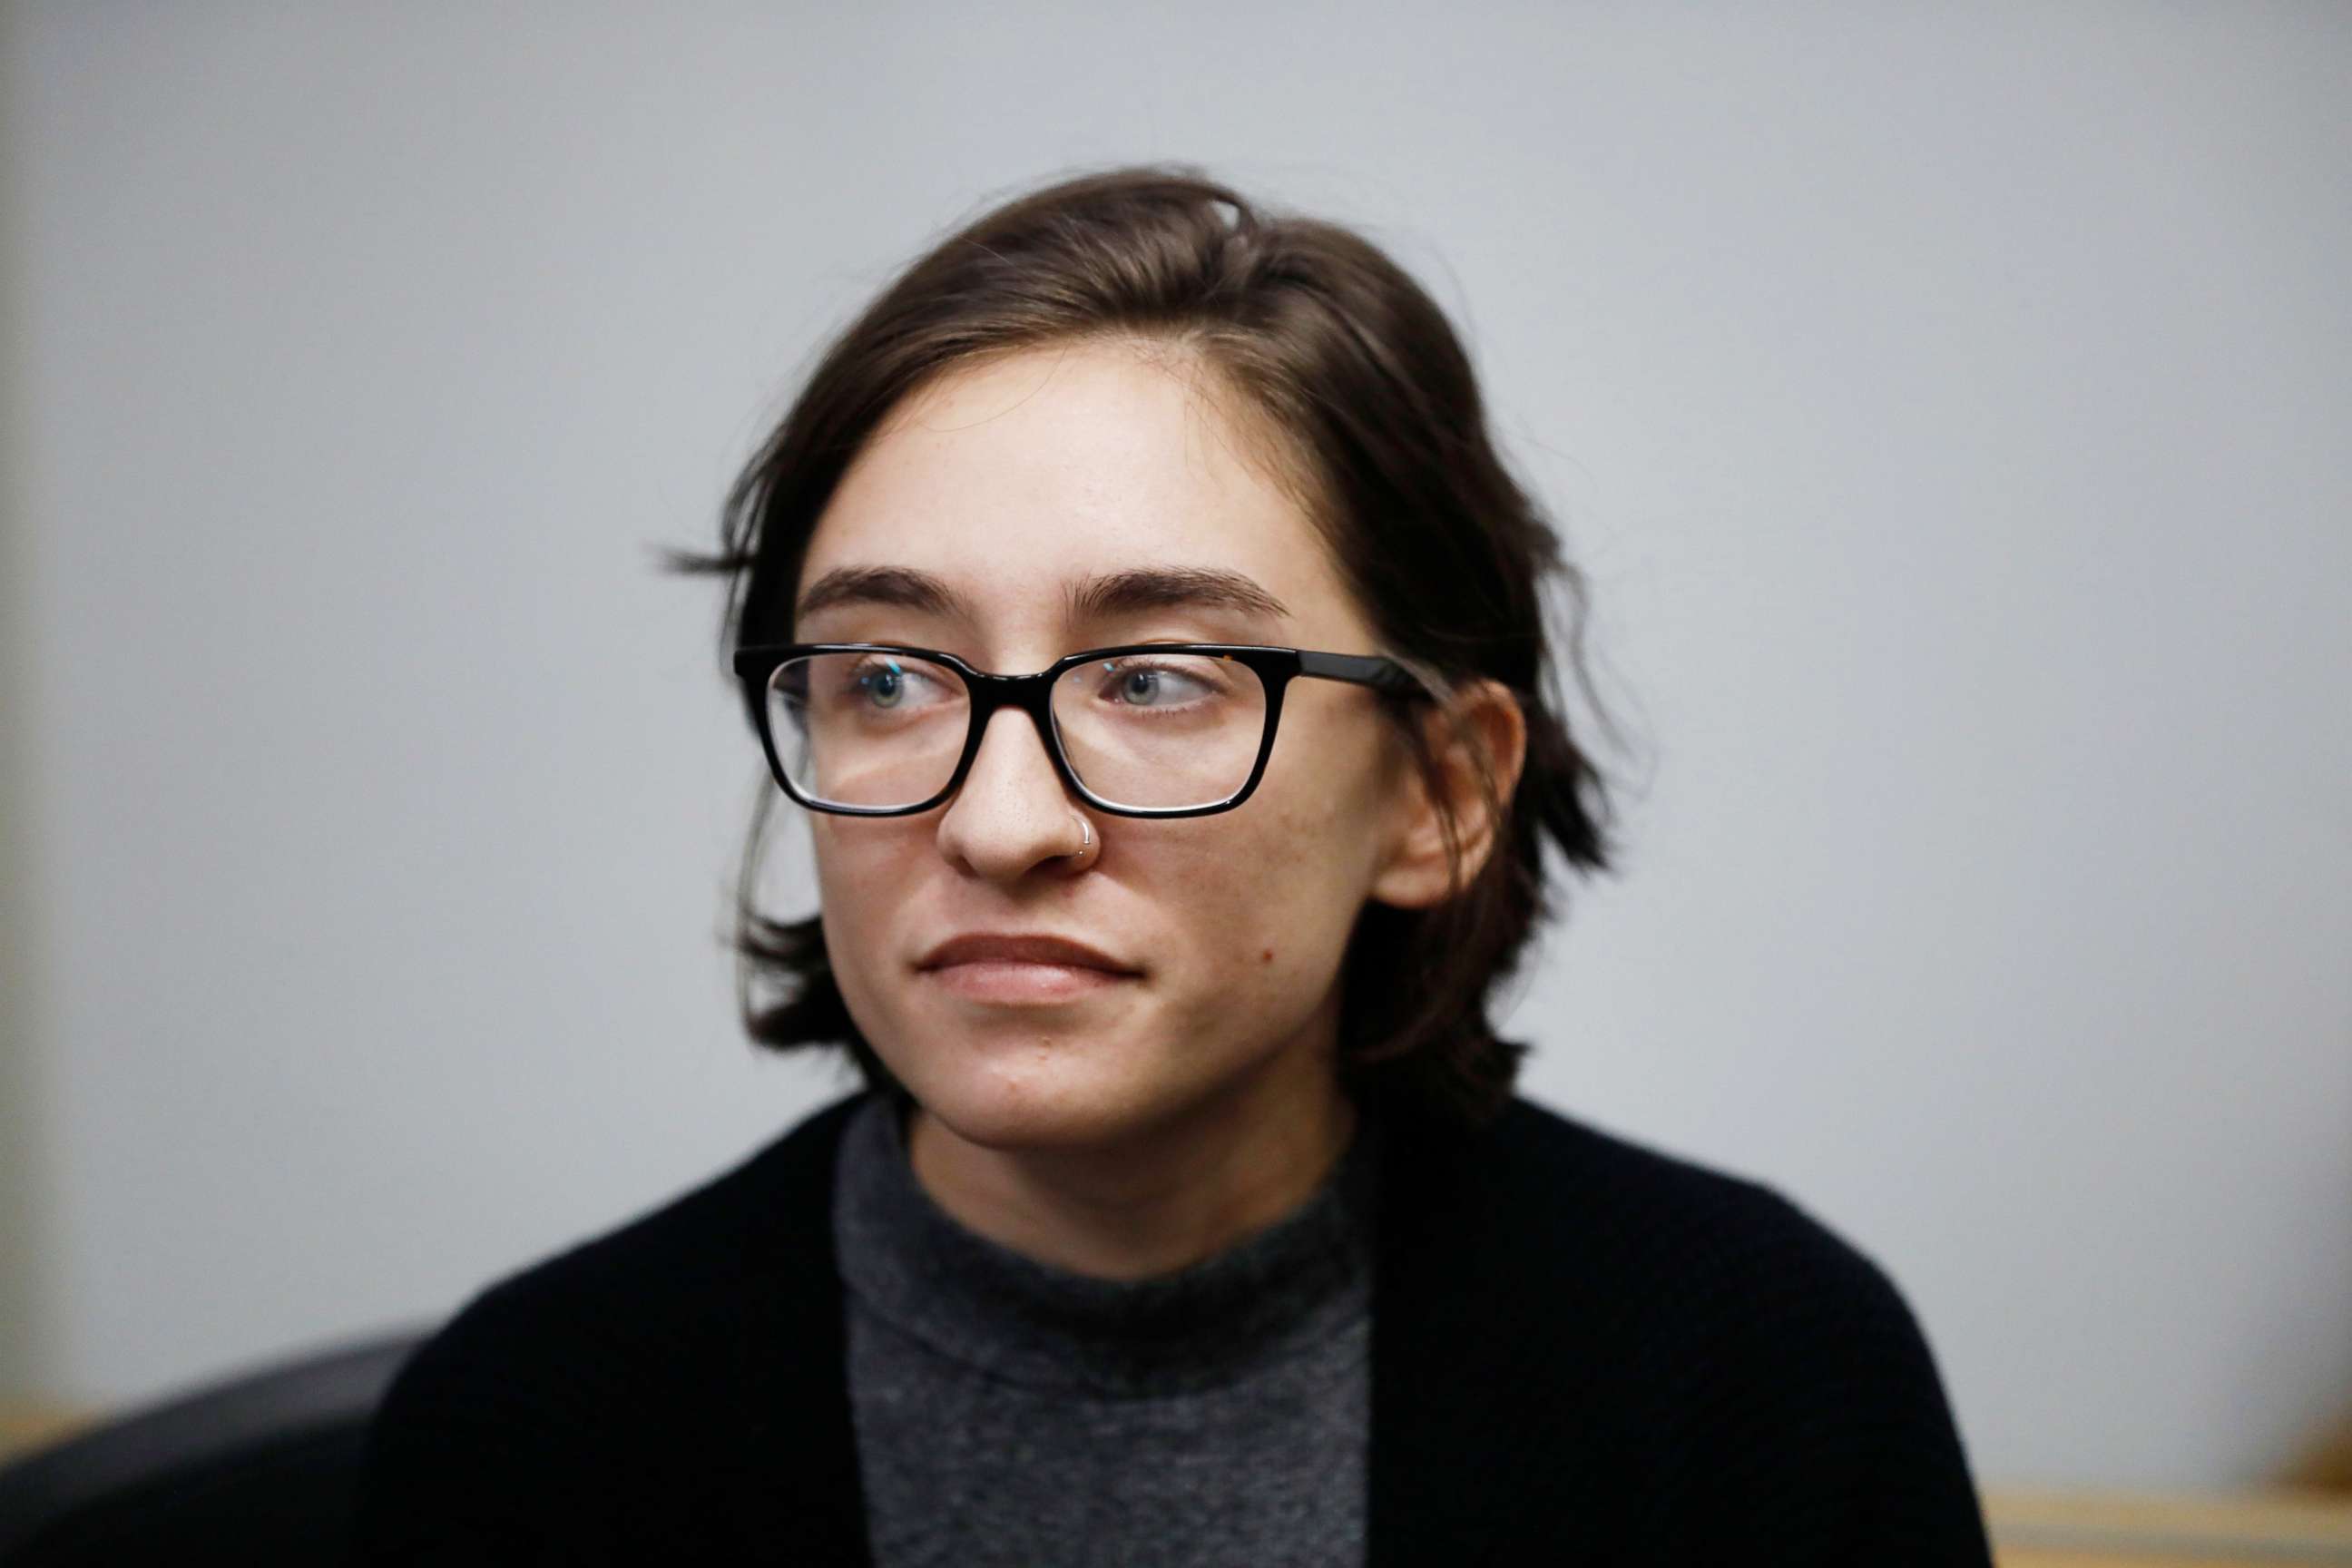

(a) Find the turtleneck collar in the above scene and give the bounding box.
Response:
[831,1089,1380,1399]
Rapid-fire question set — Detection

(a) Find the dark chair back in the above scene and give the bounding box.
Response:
[0,1328,426,1565]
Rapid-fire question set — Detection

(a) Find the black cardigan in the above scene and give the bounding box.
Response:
[358,1087,1993,1564]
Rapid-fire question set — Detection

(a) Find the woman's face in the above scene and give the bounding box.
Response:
[794,338,1426,1153]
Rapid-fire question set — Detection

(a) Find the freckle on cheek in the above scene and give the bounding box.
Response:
[1260,948,1275,965]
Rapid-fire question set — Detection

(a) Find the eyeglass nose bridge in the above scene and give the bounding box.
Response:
[938,664,1088,806]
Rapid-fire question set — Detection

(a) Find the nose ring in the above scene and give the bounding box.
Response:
[1067,816,1096,866]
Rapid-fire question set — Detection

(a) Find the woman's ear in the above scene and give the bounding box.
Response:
[1369,678,1528,910]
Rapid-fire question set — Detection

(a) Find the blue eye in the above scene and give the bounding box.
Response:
[858,662,905,707]
[1096,659,1217,707]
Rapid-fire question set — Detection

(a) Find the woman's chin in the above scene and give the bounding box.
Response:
[898,1060,1192,1156]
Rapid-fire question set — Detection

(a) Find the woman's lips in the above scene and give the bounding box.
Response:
[920,932,1134,969]
[916,932,1141,1004]
[923,959,1136,1004]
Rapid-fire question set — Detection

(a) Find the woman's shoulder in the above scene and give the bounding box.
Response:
[356,1092,869,1558]
[1377,1092,1989,1559]
[410,1089,864,1369]
[1385,1089,1955,1408]
[1436,1092,1914,1303]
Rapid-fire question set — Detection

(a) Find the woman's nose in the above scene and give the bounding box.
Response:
[934,706,1085,881]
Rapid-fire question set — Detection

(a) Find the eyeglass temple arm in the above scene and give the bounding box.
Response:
[1295,651,1428,696]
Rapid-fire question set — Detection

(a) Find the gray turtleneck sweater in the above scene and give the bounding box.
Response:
[829,1092,1381,1568]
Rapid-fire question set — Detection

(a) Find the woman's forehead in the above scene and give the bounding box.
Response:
[800,343,1359,639]
[828,341,1298,545]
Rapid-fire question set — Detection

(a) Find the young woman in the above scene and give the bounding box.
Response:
[358,166,1992,1565]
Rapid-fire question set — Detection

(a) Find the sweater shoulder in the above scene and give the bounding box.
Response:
[1385,1096,1990,1561]
[358,1092,869,1559]
[374,1089,863,1424]
[1450,1094,1932,1355]
[1499,1094,1889,1265]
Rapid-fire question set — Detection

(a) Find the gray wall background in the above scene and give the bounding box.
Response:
[4,1,2346,1492]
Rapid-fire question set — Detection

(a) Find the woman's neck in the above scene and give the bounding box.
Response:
[902,1049,1358,1282]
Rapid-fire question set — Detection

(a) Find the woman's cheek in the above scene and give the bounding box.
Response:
[1199,828,1350,1005]
[808,830,913,1027]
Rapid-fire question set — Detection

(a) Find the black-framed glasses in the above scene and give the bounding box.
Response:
[731,642,1428,818]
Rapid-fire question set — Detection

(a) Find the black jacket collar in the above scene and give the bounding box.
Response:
[719,1086,1539,1565]
[693,1085,1990,1566]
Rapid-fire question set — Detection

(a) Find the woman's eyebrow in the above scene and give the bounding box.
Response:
[1065,566,1290,625]
[795,565,969,624]
[796,564,1290,629]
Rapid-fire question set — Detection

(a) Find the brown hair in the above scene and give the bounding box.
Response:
[669,164,1625,1126]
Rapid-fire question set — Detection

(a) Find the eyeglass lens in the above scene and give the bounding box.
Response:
[767,651,1269,810]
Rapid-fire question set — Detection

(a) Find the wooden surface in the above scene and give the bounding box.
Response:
[1985,1489,2352,1565]
[5,1404,2349,1563]
[2286,1416,2352,1493]
[0,1402,92,1464]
